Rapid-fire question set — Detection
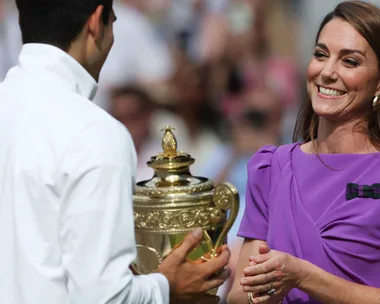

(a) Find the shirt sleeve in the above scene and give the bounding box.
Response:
[58,120,169,304]
[237,146,277,241]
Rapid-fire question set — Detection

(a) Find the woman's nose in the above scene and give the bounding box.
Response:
[320,59,338,81]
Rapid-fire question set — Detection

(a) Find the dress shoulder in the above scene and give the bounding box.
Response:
[238,144,298,240]
[238,146,277,240]
[247,145,278,171]
[247,143,298,197]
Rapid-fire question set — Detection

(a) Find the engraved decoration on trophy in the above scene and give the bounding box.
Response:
[132,126,239,294]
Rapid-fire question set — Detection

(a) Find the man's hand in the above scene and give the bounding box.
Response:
[158,228,231,301]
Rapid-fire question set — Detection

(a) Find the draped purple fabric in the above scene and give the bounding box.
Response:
[238,143,380,303]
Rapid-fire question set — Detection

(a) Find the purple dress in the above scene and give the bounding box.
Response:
[238,143,380,303]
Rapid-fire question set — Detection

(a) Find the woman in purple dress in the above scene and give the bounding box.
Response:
[228,1,380,304]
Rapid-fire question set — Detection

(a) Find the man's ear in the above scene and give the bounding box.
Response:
[87,5,105,47]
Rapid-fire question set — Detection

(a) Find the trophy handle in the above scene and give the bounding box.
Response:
[212,182,240,253]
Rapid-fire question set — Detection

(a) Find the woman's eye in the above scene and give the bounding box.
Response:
[343,58,359,67]
[313,51,326,59]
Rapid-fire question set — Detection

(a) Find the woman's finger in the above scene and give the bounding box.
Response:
[249,293,271,303]
[249,253,271,264]
[241,270,283,286]
[246,287,282,303]
[244,259,275,276]
[258,244,271,255]
[241,280,283,294]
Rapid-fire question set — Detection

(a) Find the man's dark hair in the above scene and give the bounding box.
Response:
[15,0,113,51]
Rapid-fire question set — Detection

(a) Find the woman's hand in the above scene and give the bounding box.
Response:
[240,244,305,303]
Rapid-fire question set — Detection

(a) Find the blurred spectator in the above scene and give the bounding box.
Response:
[95,0,174,111]
[0,0,21,81]
[110,85,161,181]
[224,0,299,141]
[166,0,229,63]
[164,49,225,178]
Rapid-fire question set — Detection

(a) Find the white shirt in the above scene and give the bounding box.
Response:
[0,44,169,304]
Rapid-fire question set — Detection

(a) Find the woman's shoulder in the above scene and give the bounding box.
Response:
[248,143,299,170]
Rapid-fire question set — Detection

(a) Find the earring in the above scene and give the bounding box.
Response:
[373,95,379,107]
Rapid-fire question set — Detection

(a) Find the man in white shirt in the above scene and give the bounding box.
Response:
[0,1,230,303]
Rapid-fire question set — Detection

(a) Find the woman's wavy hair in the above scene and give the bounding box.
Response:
[293,1,380,149]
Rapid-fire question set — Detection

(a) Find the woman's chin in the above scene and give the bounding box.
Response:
[312,106,343,121]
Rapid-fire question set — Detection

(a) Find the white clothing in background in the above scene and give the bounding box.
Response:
[0,0,22,80]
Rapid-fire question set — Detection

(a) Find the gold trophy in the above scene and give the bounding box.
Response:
[132,126,239,295]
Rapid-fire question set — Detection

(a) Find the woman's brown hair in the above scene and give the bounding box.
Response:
[293,1,380,149]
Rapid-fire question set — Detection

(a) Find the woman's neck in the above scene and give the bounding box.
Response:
[314,117,377,154]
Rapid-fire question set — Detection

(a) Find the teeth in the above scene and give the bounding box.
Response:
[319,86,345,96]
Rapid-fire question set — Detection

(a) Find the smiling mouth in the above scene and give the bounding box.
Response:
[318,86,347,97]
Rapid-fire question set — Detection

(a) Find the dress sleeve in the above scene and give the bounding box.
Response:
[237,145,277,241]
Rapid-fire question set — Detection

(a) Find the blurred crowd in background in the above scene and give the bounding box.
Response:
[2,0,380,302]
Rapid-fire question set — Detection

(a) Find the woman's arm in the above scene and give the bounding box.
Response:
[227,239,284,304]
[297,259,380,304]
[242,249,380,304]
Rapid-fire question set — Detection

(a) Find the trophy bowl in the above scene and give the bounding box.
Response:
[132,126,239,295]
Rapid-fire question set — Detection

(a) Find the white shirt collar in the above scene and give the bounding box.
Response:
[18,43,98,100]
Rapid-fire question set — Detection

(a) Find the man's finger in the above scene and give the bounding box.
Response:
[202,268,231,292]
[201,247,231,278]
[172,228,204,261]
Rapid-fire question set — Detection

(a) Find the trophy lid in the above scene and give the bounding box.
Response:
[134,126,214,199]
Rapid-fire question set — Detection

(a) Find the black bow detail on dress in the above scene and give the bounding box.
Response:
[346,183,380,200]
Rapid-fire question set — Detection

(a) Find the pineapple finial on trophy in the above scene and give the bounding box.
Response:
[156,126,188,160]
[161,126,177,158]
